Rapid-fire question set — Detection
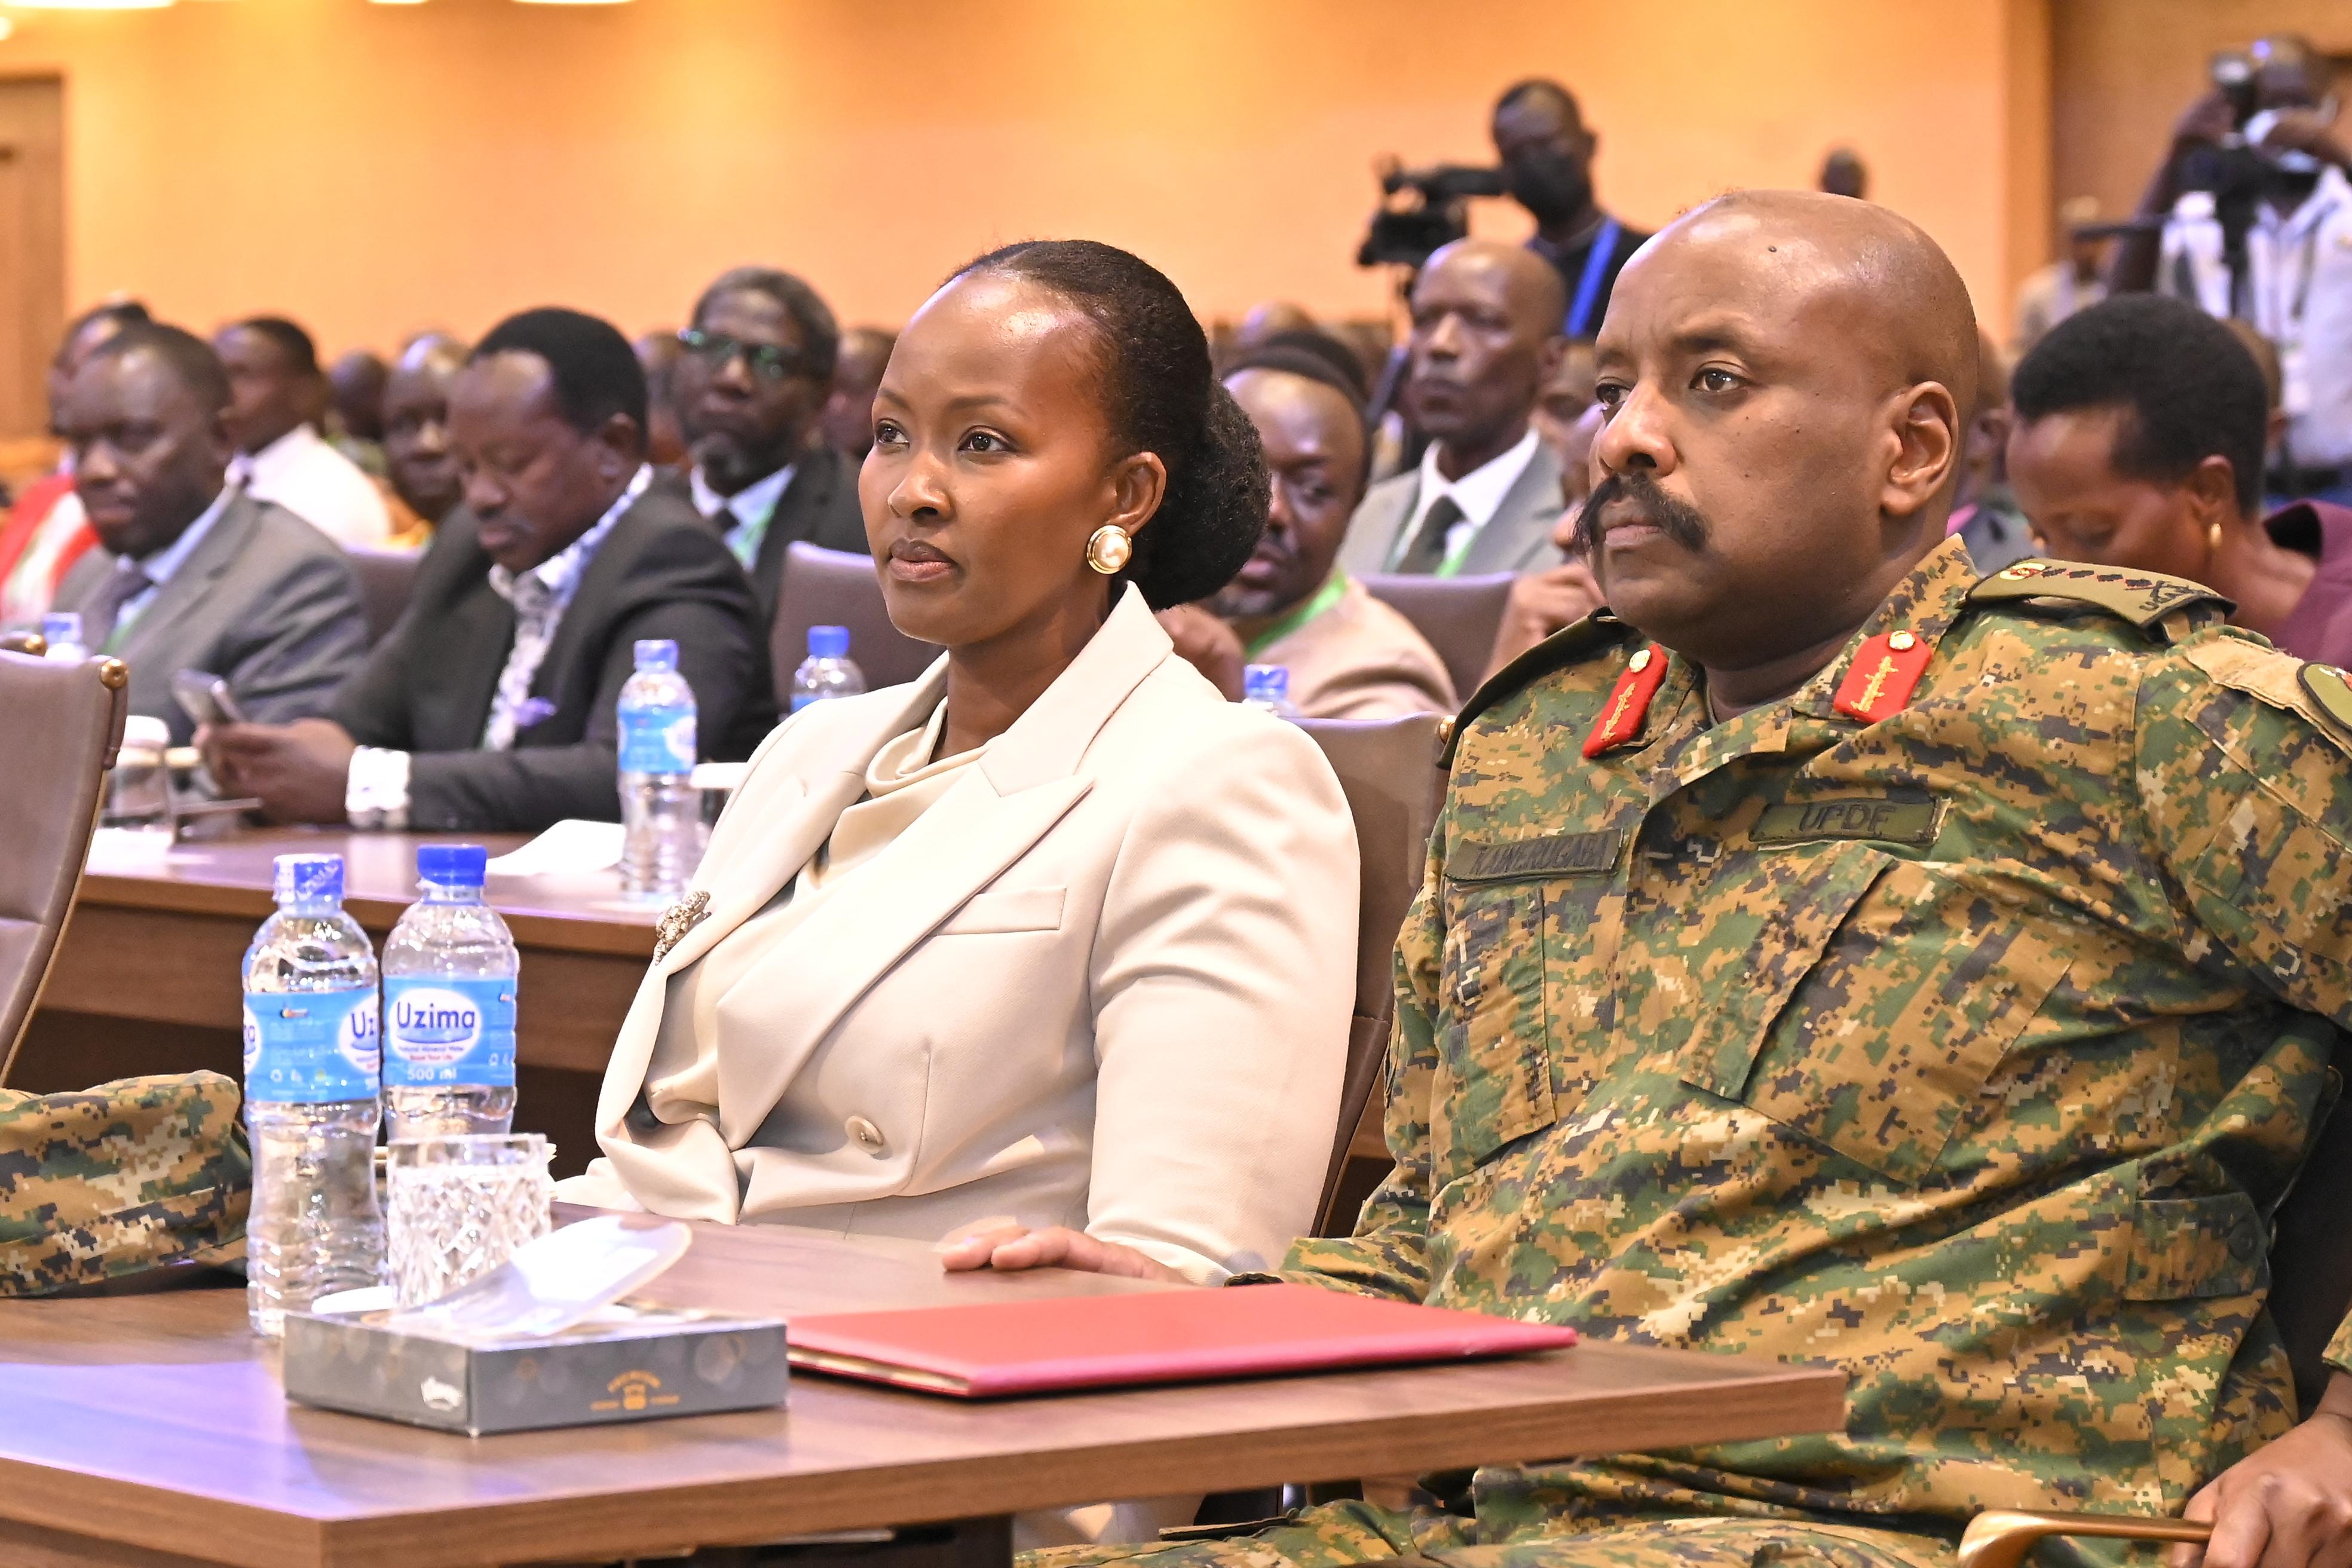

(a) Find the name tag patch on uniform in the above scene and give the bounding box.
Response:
[1753,797,1943,847]
[1447,831,1625,882]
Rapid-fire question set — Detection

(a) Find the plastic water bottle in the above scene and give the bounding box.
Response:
[241,853,384,1337]
[791,625,866,712]
[1242,664,1303,721]
[618,638,700,898]
[382,844,519,1141]
[41,611,85,662]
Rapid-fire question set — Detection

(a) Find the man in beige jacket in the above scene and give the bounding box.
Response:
[1160,342,1456,718]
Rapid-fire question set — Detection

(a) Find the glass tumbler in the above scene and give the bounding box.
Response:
[385,1134,553,1308]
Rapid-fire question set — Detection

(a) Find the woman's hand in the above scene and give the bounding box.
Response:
[935,1220,1190,1283]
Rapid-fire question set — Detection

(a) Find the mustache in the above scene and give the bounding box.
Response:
[1575,472,1710,555]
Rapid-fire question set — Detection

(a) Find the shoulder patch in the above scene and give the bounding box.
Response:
[2178,632,2352,753]
[2299,662,2352,746]
[1439,610,1640,768]
[1968,559,2234,641]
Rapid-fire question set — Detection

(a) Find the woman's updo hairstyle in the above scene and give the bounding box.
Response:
[951,240,1268,610]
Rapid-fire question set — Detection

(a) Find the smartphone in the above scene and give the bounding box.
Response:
[171,669,247,730]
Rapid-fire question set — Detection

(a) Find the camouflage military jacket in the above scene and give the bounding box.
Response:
[1284,537,2352,1533]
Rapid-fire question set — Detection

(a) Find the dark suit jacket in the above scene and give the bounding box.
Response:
[662,445,869,627]
[329,484,777,832]
[54,491,367,745]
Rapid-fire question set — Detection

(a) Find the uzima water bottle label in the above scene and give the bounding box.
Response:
[242,987,381,1103]
[619,703,696,773]
[384,977,518,1087]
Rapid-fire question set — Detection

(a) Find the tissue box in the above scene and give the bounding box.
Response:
[283,1303,788,1435]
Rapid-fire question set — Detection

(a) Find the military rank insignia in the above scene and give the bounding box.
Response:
[1583,642,1670,758]
[1832,629,1933,724]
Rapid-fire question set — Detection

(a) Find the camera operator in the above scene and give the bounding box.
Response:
[2117,35,2352,504]
[1493,79,1650,339]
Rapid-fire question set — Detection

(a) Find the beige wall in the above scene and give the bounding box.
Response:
[2050,0,2352,236]
[4,0,2045,357]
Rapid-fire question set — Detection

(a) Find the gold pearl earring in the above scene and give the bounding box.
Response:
[2209,520,2225,553]
[1085,525,1132,575]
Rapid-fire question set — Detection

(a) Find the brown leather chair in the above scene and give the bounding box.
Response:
[1958,1091,2352,1568]
[0,650,130,1085]
[771,542,938,705]
[344,545,421,645]
[1294,713,1446,1237]
[1358,571,1518,700]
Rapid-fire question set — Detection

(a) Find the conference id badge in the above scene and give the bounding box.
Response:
[618,704,697,773]
[243,987,381,1103]
[2281,341,2316,418]
[383,977,519,1088]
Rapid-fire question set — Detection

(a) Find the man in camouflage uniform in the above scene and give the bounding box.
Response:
[945,191,2352,1568]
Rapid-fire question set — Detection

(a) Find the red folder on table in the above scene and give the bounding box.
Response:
[785,1282,1579,1397]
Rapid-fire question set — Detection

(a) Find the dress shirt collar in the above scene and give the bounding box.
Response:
[237,422,327,488]
[488,465,651,613]
[1416,426,1541,532]
[132,485,234,583]
[688,462,794,529]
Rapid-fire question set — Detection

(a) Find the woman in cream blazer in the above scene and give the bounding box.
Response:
[562,240,1358,1288]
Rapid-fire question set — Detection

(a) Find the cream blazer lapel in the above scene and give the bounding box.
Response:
[592,668,941,1141]
[709,587,1172,1143]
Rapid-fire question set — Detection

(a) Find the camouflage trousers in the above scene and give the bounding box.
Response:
[1021,1502,1953,1568]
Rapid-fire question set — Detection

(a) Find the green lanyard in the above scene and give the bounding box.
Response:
[1244,572,1349,659]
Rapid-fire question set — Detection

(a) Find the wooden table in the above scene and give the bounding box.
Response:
[0,1217,1847,1568]
[50,827,656,1074]
[16,830,657,1169]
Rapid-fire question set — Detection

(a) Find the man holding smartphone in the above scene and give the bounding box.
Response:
[50,323,368,744]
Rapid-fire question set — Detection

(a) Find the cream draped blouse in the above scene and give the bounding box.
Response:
[641,700,979,1126]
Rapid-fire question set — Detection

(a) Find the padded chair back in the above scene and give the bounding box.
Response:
[2271,1073,2352,1414]
[1295,713,1445,1236]
[344,546,420,645]
[0,651,128,1084]
[1358,571,1518,701]
[772,543,939,703]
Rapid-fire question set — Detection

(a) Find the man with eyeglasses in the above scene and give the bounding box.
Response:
[670,267,869,625]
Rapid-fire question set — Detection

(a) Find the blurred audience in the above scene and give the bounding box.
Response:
[215,316,395,547]
[1483,408,1604,682]
[2013,196,2109,352]
[1,301,148,627]
[674,267,868,624]
[1341,238,1568,577]
[378,333,470,546]
[633,329,692,469]
[324,348,390,477]
[2120,35,2351,505]
[1948,332,2036,572]
[51,323,366,743]
[1494,79,1647,338]
[1230,301,1316,354]
[819,324,897,463]
[206,308,774,831]
[1162,342,1454,718]
[2009,293,2350,664]
[1529,339,1598,474]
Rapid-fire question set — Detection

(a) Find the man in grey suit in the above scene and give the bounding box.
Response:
[1340,238,1573,578]
[51,324,366,745]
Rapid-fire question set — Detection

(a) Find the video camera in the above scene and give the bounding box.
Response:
[1357,158,1509,270]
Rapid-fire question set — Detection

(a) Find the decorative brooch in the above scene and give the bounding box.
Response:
[652,889,711,963]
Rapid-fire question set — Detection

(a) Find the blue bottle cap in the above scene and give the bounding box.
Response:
[416,843,489,889]
[272,853,345,906]
[633,639,678,673]
[41,611,82,645]
[809,625,850,660]
[1243,664,1290,702]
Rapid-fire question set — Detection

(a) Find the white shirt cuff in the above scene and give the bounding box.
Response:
[347,746,412,830]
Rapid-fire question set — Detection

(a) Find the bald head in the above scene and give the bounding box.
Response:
[383,331,471,525]
[1581,189,1975,686]
[1405,238,1568,468]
